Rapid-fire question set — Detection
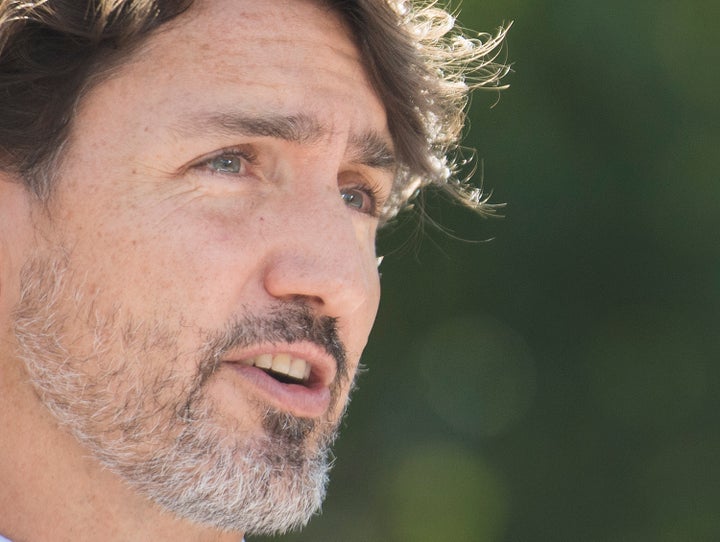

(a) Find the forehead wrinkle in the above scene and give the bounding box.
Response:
[174,111,328,145]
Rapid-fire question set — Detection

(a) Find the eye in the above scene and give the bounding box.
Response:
[340,186,378,216]
[192,147,256,176]
[209,154,243,174]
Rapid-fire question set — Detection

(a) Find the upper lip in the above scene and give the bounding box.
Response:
[221,342,337,388]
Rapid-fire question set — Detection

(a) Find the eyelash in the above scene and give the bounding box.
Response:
[194,147,257,175]
[194,146,386,218]
[341,180,385,218]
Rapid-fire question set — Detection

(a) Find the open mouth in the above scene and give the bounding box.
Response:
[228,350,332,418]
[239,353,312,386]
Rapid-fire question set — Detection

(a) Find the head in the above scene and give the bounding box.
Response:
[0,0,508,538]
[0,0,509,216]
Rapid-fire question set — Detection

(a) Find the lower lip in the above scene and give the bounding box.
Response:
[224,363,332,418]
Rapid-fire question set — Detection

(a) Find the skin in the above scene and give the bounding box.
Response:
[0,0,393,540]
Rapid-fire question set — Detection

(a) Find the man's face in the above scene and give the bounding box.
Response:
[12,0,392,534]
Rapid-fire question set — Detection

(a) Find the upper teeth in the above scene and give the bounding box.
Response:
[241,353,311,382]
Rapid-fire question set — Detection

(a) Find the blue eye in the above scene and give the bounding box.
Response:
[193,147,257,176]
[208,154,243,174]
[341,187,376,215]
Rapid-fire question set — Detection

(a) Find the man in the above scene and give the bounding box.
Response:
[0,0,508,540]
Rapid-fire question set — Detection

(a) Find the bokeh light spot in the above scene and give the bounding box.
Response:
[414,314,536,437]
[384,441,509,542]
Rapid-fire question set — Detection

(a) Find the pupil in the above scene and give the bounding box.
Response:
[212,156,239,173]
[342,191,362,209]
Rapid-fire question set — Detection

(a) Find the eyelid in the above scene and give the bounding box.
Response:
[341,175,389,219]
[184,147,390,216]
[188,145,259,174]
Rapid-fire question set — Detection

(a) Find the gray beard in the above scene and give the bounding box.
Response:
[12,250,351,535]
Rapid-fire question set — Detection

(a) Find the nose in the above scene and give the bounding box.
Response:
[260,187,379,318]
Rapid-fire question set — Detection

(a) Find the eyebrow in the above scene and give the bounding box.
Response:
[348,131,397,172]
[175,111,397,173]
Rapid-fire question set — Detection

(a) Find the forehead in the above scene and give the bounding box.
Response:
[164,0,357,69]
[115,0,384,128]
[62,0,392,176]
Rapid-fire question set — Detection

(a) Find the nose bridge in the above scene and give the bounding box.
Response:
[261,181,376,315]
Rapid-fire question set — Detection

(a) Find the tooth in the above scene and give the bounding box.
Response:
[288,358,307,380]
[239,358,254,366]
[271,353,291,375]
[303,362,311,381]
[254,354,272,369]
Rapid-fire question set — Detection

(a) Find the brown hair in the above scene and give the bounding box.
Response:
[0,0,508,215]
[0,0,192,198]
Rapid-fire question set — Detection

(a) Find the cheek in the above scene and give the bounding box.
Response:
[56,199,256,324]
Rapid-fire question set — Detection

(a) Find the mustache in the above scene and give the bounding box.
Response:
[192,302,349,397]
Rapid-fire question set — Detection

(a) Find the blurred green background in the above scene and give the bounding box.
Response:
[256,0,720,540]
